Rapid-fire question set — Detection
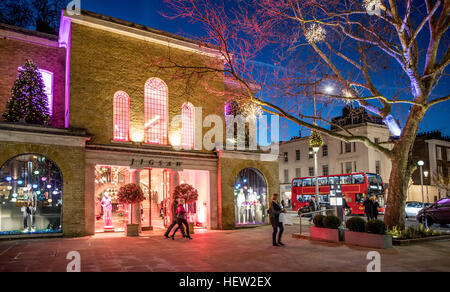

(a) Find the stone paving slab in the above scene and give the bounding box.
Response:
[0,226,449,272]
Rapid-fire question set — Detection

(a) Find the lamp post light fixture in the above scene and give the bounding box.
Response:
[418,160,427,227]
[423,171,429,203]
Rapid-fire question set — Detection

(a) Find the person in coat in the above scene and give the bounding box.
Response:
[363,195,373,221]
[269,193,286,247]
[164,198,181,238]
[371,196,380,220]
[171,198,193,240]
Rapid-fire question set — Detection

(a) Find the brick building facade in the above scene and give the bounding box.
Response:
[0,10,279,238]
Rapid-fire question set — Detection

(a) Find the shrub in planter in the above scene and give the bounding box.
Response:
[346,217,366,233]
[313,215,325,228]
[117,183,145,237]
[322,215,341,229]
[366,220,387,235]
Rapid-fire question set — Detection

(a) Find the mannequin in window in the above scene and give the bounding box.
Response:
[101,192,114,229]
[248,189,257,223]
[236,189,246,224]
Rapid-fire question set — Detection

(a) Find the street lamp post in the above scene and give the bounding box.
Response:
[418,161,427,227]
[424,171,429,203]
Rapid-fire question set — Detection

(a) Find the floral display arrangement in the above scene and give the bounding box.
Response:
[309,131,324,148]
[117,183,145,204]
[173,184,199,204]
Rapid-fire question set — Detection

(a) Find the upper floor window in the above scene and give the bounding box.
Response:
[145,78,169,145]
[322,145,328,157]
[181,102,195,149]
[296,150,301,161]
[345,142,352,153]
[113,91,130,142]
[284,152,289,162]
[436,146,442,160]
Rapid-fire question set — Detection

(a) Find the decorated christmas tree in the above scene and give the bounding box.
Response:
[2,60,50,125]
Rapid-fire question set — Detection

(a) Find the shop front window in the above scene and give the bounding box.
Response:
[0,154,63,235]
[235,168,267,225]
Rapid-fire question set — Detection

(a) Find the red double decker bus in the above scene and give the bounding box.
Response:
[291,173,386,215]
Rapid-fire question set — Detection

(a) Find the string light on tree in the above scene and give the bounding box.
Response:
[305,23,326,43]
[363,0,384,16]
[342,89,354,104]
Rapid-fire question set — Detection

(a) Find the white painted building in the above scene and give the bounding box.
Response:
[279,107,392,204]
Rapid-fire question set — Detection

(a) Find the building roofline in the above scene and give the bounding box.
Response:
[63,9,222,58]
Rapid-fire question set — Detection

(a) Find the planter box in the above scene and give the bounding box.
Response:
[189,222,195,235]
[126,224,140,237]
[393,235,450,246]
[310,226,344,243]
[345,231,392,249]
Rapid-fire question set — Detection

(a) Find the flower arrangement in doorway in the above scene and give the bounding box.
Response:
[173,184,199,204]
[117,183,145,204]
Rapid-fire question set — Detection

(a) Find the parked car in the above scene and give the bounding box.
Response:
[405,202,431,218]
[417,198,450,225]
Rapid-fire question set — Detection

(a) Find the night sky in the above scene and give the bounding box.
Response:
[81,0,450,140]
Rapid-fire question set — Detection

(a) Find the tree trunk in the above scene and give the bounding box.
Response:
[384,156,410,229]
[384,105,425,229]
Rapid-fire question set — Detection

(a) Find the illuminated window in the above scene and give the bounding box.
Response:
[18,67,53,115]
[113,91,130,142]
[181,102,195,149]
[145,78,168,145]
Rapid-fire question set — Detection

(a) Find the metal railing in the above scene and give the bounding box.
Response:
[298,208,337,235]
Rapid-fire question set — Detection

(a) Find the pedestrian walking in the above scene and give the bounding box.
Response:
[171,198,192,240]
[268,193,286,247]
[363,195,373,221]
[164,198,180,238]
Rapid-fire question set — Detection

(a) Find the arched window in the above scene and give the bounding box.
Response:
[0,154,63,235]
[235,168,267,225]
[145,78,169,145]
[113,91,130,142]
[181,102,195,149]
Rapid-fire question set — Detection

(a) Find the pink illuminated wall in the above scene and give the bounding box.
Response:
[144,78,169,145]
[181,102,195,149]
[113,91,130,141]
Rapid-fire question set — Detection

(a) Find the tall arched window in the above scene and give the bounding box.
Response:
[145,78,169,145]
[182,102,195,149]
[113,91,130,142]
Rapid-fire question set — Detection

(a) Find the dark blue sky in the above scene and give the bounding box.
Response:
[82,0,450,140]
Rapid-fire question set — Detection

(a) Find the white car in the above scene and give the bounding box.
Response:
[405,202,431,218]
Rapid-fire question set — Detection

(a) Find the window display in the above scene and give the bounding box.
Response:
[234,168,267,225]
[0,154,63,235]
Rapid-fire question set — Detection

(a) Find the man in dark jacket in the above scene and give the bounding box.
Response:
[363,195,373,221]
[164,198,180,238]
[269,193,286,247]
[371,196,380,220]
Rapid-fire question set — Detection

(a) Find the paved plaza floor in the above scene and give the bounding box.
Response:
[0,225,449,272]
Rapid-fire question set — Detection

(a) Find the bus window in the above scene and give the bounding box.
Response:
[311,178,316,186]
[303,179,312,187]
[297,195,311,203]
[318,177,328,186]
[352,174,365,184]
[340,176,351,184]
[319,195,329,204]
[329,176,339,185]
[367,174,383,190]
